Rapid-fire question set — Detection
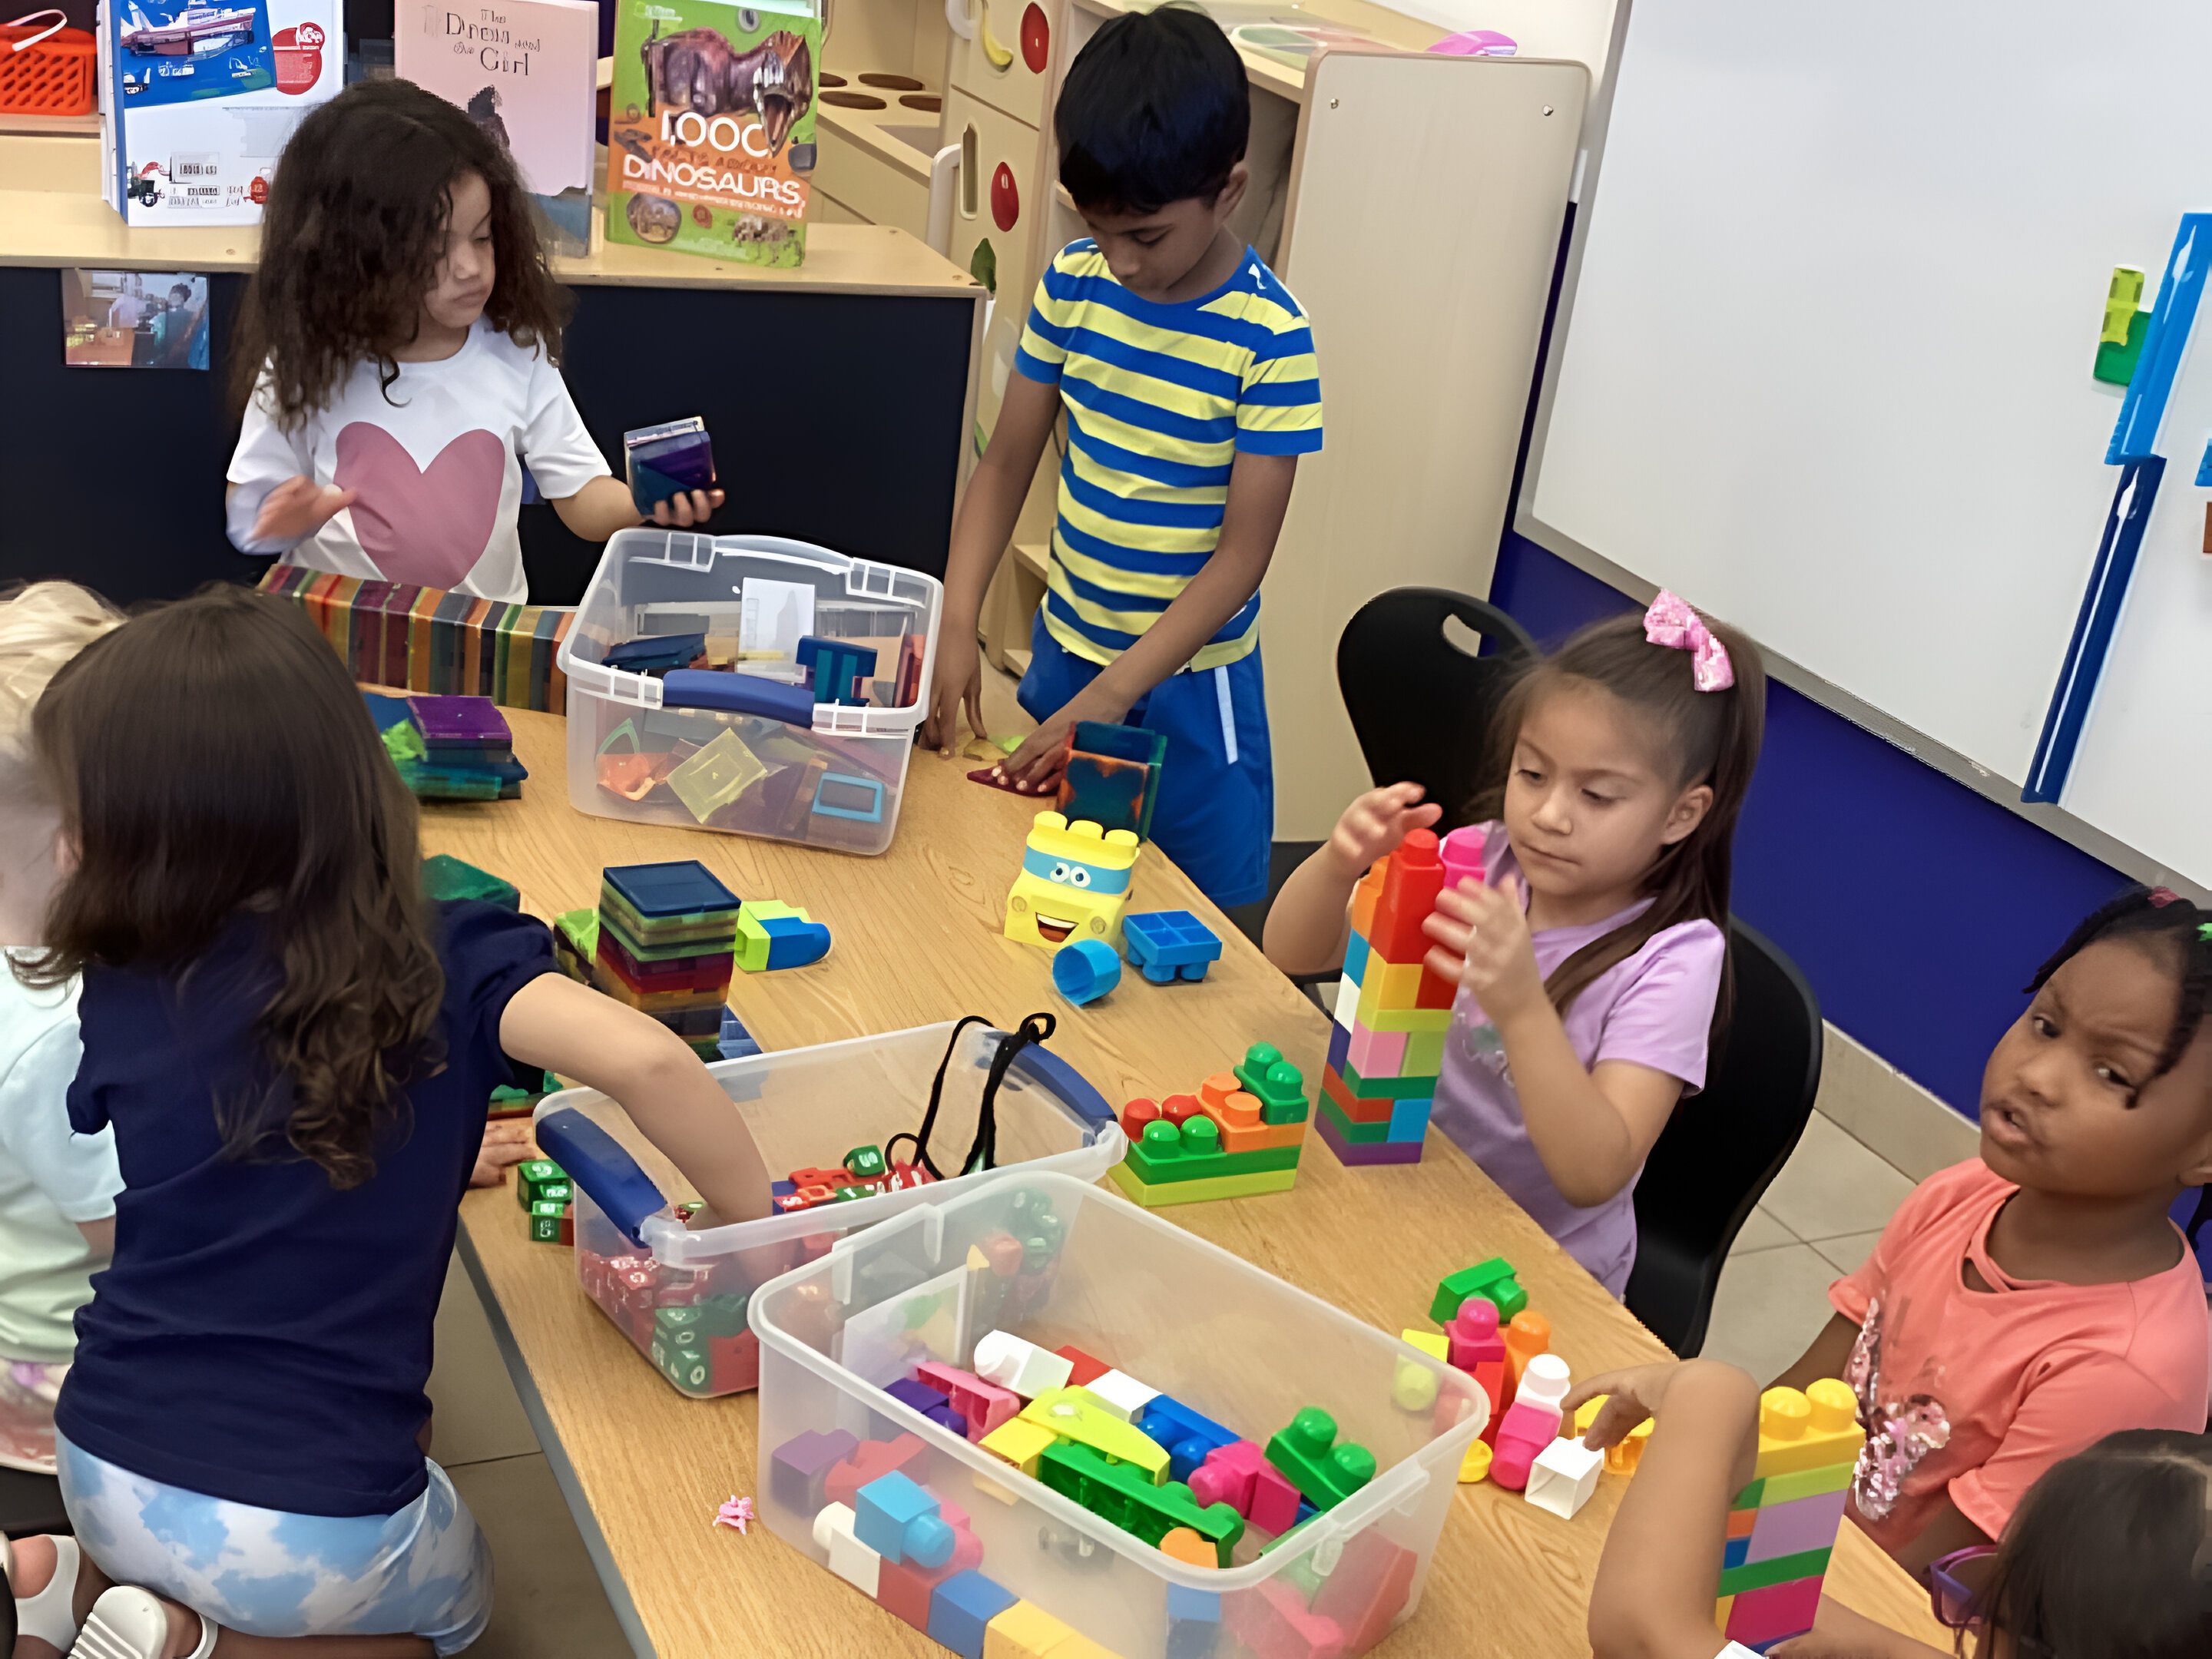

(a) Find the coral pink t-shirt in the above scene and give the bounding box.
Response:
[1830,1158,2209,1554]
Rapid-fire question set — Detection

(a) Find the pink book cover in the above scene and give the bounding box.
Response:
[396,0,598,256]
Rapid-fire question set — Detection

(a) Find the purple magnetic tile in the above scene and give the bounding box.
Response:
[409,695,511,747]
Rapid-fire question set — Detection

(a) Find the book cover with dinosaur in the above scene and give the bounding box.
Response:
[397,0,599,257]
[607,0,819,268]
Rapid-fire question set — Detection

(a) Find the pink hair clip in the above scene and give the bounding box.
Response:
[713,1495,754,1535]
[2148,886,2183,906]
[1644,591,1734,692]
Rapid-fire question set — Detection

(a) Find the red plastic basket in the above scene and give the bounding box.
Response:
[0,11,95,118]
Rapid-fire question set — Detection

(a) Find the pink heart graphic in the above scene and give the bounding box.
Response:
[333,424,506,589]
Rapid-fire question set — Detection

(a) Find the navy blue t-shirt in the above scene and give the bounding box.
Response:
[58,901,555,1517]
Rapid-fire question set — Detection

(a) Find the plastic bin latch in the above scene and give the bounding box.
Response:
[664,531,717,571]
[845,558,900,599]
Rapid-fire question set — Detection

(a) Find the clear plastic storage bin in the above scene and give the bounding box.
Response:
[532,1022,1123,1398]
[556,530,942,856]
[750,1171,1487,1658]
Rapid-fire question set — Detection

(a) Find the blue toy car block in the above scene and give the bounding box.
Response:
[811,770,886,823]
[1137,1394,1239,1483]
[602,860,739,920]
[854,1470,954,1568]
[760,915,831,969]
[1121,910,1224,984]
[1052,938,1122,1007]
[927,1570,1019,1659]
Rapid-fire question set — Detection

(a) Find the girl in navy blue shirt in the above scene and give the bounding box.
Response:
[4,586,770,1659]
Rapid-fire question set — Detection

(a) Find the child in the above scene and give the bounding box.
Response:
[1770,886,2212,1576]
[225,80,722,604]
[1574,1359,2212,1659]
[0,584,123,1477]
[922,6,1323,911]
[1263,596,1766,1294]
[5,586,771,1659]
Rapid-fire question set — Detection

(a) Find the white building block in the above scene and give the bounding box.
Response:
[1525,1438,1604,1520]
[1083,1369,1161,1422]
[812,1501,882,1595]
[972,1330,1075,1399]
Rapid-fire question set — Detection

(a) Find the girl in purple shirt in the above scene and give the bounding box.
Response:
[1266,595,1767,1295]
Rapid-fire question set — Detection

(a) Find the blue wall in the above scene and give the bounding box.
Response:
[1487,531,2134,1120]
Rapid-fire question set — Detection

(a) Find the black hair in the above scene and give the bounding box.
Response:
[1055,6,1248,214]
[2028,884,2212,1243]
[1971,1429,2212,1659]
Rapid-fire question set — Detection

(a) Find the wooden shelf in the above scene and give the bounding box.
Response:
[1005,647,1032,675]
[1012,539,1050,581]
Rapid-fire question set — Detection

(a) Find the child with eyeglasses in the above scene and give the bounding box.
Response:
[1575,1359,2212,1659]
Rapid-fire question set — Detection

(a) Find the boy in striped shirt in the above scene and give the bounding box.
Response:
[924,6,1322,910]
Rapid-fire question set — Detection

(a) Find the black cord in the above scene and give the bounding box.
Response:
[886,1013,1057,1180]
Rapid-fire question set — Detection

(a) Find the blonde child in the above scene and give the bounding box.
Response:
[0,584,123,1481]
[1767,886,2212,1575]
[1574,1359,2212,1659]
[225,80,721,602]
[1263,594,1766,1293]
[5,587,771,1659]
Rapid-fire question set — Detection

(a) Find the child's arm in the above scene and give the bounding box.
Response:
[997,450,1300,784]
[498,975,771,1223]
[923,373,1062,754]
[550,477,725,543]
[1578,1360,1763,1659]
[1773,1314,1859,1393]
[1423,876,1688,1207]
[1261,783,1442,974]
[75,1217,114,1257]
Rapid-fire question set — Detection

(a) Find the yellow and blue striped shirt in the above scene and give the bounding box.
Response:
[1015,239,1323,670]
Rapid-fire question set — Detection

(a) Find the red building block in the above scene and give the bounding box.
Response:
[826,1434,929,1508]
[1312,1528,1419,1654]
[1055,1344,1111,1388]
[708,1332,759,1392]
[1724,1575,1824,1648]
[1228,1576,1347,1659]
[1121,1099,1162,1138]
[1366,830,1445,963]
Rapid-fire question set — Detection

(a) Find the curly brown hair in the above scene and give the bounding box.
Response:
[21,586,446,1188]
[230,78,574,430]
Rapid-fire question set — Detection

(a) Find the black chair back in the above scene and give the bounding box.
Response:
[0,1465,68,1538]
[1335,588,1538,813]
[1626,919,1822,1357]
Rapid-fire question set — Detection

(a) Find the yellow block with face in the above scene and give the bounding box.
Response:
[1004,811,1141,950]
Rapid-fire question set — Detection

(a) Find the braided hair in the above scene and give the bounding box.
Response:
[2028,885,2212,1244]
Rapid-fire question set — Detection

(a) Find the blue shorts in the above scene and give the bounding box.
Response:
[57,1433,492,1656]
[1017,612,1273,908]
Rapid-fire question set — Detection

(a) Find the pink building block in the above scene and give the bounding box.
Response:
[1745,1490,1850,1564]
[1345,1019,1408,1078]
[916,1363,1019,1441]
[1188,1440,1302,1535]
[1445,1300,1505,1418]
[1724,1576,1824,1647]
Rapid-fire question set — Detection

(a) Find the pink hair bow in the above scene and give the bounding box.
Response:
[1644,591,1734,692]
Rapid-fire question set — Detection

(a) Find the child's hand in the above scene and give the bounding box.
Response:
[1326,783,1442,878]
[250,476,357,545]
[469,1118,535,1187]
[1002,683,1133,788]
[924,633,985,756]
[1563,1363,1684,1447]
[1424,872,1543,1022]
[648,488,724,528]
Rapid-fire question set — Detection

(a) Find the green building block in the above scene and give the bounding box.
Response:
[698,1293,748,1337]
[422,853,519,912]
[1234,1044,1310,1124]
[1339,1058,1442,1099]
[527,1203,570,1243]
[2094,307,2149,386]
[1429,1257,1527,1325]
[843,1144,889,1181]
[1104,1162,1298,1208]
[1264,1407,1376,1511]
[1125,1116,1302,1184]
[1035,1440,1243,1563]
[517,1160,570,1210]
[1717,1545,1833,1599]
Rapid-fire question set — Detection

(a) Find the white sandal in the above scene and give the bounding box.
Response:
[68,1585,217,1659]
[12,1535,88,1651]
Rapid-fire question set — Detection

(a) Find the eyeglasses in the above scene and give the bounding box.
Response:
[1928,1545,1998,1630]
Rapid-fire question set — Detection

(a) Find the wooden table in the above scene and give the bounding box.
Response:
[437,710,1943,1658]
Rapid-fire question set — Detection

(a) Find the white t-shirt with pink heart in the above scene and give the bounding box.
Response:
[225,321,611,604]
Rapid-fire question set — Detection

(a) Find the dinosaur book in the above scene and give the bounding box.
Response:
[607,0,820,267]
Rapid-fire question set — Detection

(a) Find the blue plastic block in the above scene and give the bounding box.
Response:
[1166,1582,1223,1659]
[602,860,738,919]
[854,1470,954,1568]
[1137,1395,1238,1483]
[1122,911,1224,984]
[1724,1535,1749,1569]
[604,633,706,674]
[1326,1020,1349,1075]
[926,1570,1019,1659]
[760,915,832,969]
[1343,930,1370,986]
[1052,938,1122,1007]
[793,635,878,707]
[1387,1097,1434,1141]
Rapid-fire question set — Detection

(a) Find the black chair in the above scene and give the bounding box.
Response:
[1335,588,1538,815]
[1626,919,1823,1357]
[0,1465,69,1538]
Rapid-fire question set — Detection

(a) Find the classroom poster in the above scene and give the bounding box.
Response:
[60,270,211,369]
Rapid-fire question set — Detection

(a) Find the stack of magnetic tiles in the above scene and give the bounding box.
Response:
[1716,1379,1866,1653]
[591,862,742,1060]
[1316,830,1458,1165]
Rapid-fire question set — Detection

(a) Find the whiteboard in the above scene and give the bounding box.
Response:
[1526,0,2212,885]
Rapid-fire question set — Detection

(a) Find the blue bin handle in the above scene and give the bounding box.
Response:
[534,1107,671,1250]
[1007,1041,1115,1130]
[660,669,816,726]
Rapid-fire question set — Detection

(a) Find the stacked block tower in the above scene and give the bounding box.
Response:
[1105,1044,1310,1208]
[1716,1379,1866,1652]
[591,861,741,1060]
[1316,830,1462,1165]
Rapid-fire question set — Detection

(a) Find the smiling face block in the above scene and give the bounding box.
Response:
[1004,811,1141,951]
